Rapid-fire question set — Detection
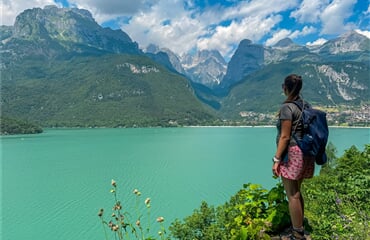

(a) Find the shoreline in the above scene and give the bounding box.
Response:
[187,125,370,129]
[1,125,369,136]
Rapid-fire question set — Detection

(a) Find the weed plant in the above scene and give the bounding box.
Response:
[98,180,168,240]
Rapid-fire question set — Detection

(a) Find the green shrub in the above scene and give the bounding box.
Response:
[98,145,370,239]
[169,182,290,240]
[303,144,370,239]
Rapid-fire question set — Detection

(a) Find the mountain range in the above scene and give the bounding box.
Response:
[1,6,369,126]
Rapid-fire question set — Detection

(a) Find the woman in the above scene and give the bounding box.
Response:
[272,74,315,240]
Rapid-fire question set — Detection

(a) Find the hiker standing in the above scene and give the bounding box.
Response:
[272,74,315,240]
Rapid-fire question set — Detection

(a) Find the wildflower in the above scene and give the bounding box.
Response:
[264,221,272,227]
[112,224,119,231]
[98,208,104,217]
[113,204,122,211]
[145,198,151,205]
[136,220,141,226]
[111,179,117,187]
[113,201,122,211]
[108,221,113,228]
[156,216,164,223]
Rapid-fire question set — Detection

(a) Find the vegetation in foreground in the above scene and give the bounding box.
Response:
[98,180,168,240]
[0,116,43,135]
[98,144,370,239]
[302,143,370,239]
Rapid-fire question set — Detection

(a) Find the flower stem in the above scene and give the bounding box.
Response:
[100,218,109,240]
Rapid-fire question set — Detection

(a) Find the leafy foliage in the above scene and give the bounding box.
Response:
[169,144,370,239]
[97,145,369,239]
[169,183,290,240]
[303,144,370,239]
[0,116,43,135]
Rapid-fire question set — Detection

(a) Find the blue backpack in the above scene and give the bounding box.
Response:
[291,101,329,165]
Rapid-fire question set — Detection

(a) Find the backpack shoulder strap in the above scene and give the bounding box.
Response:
[289,99,304,111]
[289,99,305,134]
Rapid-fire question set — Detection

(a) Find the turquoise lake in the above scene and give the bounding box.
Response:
[1,127,369,239]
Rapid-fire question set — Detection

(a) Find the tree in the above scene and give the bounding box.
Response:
[0,116,43,135]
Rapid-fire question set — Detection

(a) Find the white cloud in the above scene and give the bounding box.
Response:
[306,38,327,46]
[291,0,360,36]
[71,0,154,15]
[320,0,357,35]
[355,29,370,39]
[222,0,297,19]
[66,0,160,24]
[265,29,292,46]
[265,26,317,46]
[290,0,330,23]
[1,0,366,59]
[198,15,282,58]
[0,0,57,25]
[120,0,206,57]
[289,25,317,39]
[121,0,298,58]
[0,0,159,26]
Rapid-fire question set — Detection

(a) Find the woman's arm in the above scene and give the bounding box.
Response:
[273,119,292,176]
[276,119,292,159]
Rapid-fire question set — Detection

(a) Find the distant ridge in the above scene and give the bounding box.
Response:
[0,6,215,127]
[1,6,369,126]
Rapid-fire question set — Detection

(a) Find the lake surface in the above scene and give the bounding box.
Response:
[1,127,369,239]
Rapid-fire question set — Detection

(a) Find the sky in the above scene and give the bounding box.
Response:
[1,0,369,60]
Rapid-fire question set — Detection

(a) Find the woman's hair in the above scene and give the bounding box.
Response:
[283,74,302,102]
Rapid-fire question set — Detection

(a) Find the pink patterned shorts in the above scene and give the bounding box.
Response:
[279,145,315,180]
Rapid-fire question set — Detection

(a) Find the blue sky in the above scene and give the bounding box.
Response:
[1,0,369,59]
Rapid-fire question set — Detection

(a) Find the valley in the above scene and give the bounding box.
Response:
[0,5,369,127]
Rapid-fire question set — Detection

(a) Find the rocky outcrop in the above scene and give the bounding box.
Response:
[182,50,227,88]
[221,39,264,89]
[319,31,370,54]
[1,5,141,61]
[145,44,186,74]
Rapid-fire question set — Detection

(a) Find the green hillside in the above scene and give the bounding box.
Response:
[219,61,369,119]
[1,54,216,127]
[0,116,43,135]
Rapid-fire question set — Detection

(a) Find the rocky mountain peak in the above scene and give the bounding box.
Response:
[319,30,370,54]
[145,43,160,53]
[274,38,294,48]
[184,49,226,68]
[239,39,253,46]
[5,5,141,59]
[144,44,186,74]
[180,49,227,87]
[13,6,95,39]
[221,39,264,89]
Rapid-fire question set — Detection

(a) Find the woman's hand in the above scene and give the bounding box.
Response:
[272,162,280,177]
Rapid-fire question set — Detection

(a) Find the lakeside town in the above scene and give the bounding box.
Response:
[237,104,370,127]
